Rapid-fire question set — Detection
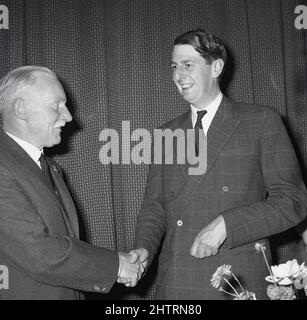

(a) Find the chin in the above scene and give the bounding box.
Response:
[54,138,62,146]
[182,97,193,104]
[48,137,61,147]
[182,92,194,102]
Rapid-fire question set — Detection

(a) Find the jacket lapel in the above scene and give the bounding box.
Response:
[0,131,52,190]
[0,131,78,238]
[48,161,80,238]
[172,97,241,215]
[205,96,241,177]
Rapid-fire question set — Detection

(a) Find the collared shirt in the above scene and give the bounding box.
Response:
[191,91,223,135]
[5,131,43,168]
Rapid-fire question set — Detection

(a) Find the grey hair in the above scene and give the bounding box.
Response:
[0,66,57,111]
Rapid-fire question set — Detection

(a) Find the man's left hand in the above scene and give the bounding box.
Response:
[190,215,227,258]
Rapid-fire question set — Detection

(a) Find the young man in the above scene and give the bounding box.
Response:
[131,29,307,299]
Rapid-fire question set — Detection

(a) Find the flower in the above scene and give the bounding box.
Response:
[255,242,307,299]
[255,242,277,286]
[211,243,307,300]
[254,242,266,252]
[234,291,256,300]
[265,259,306,285]
[267,284,296,300]
[210,264,232,288]
[271,259,305,279]
[211,265,256,300]
[293,267,307,290]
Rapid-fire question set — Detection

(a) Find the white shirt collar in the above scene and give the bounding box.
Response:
[5,131,43,167]
[190,91,223,135]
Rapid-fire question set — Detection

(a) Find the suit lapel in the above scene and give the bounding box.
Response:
[205,97,241,178]
[48,161,79,237]
[172,97,241,215]
[0,131,53,190]
[0,131,78,238]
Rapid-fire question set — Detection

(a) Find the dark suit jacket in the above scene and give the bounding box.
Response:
[135,97,307,299]
[0,131,118,299]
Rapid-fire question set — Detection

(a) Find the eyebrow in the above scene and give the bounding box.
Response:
[170,59,195,65]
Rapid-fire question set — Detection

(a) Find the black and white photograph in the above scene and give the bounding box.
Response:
[0,0,307,309]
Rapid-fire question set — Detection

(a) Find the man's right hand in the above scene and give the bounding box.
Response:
[129,248,149,273]
[117,252,143,287]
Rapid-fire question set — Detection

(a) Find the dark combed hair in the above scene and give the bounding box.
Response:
[174,29,226,66]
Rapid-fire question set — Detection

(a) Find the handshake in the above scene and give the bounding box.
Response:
[117,248,149,287]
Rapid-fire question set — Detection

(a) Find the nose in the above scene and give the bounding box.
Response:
[61,105,73,123]
[173,65,187,82]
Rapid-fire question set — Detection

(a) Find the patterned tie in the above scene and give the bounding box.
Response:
[39,154,72,235]
[39,154,56,192]
[194,110,207,157]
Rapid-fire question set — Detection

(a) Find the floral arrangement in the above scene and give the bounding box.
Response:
[255,242,307,300]
[211,264,256,300]
[211,242,307,300]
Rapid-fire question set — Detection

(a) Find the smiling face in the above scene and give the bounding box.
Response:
[21,72,72,148]
[171,44,221,109]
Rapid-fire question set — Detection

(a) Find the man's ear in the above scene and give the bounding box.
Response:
[12,97,28,120]
[211,58,224,79]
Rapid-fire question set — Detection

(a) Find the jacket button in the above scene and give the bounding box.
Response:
[177,220,183,227]
[222,186,229,192]
[94,284,106,292]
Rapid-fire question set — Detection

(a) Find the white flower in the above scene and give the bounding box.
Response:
[265,260,306,286]
[254,242,266,252]
[210,265,232,288]
[272,260,304,278]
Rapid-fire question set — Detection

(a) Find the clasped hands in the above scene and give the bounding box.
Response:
[117,248,149,287]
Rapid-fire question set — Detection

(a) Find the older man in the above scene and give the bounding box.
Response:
[0,66,141,299]
[131,29,307,299]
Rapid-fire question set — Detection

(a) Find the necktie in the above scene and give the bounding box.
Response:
[194,110,207,157]
[39,155,72,235]
[39,154,56,192]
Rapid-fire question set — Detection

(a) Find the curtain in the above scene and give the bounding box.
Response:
[0,0,306,299]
